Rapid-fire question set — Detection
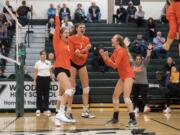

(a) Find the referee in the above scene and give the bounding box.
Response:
[33,50,53,116]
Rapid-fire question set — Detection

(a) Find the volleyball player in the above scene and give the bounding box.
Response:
[53,5,75,126]
[163,0,180,51]
[68,23,95,119]
[99,34,137,126]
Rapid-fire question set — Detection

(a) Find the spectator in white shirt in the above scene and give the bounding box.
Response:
[153,31,166,58]
[135,5,145,27]
[33,50,53,116]
[61,15,74,33]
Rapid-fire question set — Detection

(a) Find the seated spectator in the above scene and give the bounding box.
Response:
[3,0,14,14]
[48,52,55,65]
[61,16,74,33]
[0,24,8,67]
[153,31,166,58]
[48,18,55,41]
[130,33,148,57]
[47,3,56,20]
[126,1,137,23]
[60,3,71,21]
[91,45,109,72]
[0,13,7,25]
[88,2,101,23]
[17,0,32,26]
[164,57,176,86]
[135,5,145,27]
[0,68,6,78]
[112,4,127,23]
[144,17,156,42]
[74,3,86,23]
[164,66,180,113]
[0,24,9,54]
[160,3,169,24]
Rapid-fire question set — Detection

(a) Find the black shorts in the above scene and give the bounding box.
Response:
[71,61,86,70]
[54,67,70,78]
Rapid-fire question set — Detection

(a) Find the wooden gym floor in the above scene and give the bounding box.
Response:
[0,106,179,135]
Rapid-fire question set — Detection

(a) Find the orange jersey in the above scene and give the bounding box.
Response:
[105,47,135,80]
[53,16,71,70]
[166,2,180,39]
[69,35,90,65]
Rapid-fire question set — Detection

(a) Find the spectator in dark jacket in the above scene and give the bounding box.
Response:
[59,3,71,21]
[145,17,156,42]
[126,1,137,23]
[164,57,176,86]
[3,0,14,14]
[74,3,86,23]
[113,4,127,23]
[88,2,101,23]
[17,0,32,26]
[130,33,148,57]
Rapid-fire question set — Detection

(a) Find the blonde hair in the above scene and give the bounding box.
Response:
[114,34,133,62]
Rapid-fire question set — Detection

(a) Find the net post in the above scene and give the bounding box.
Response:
[15,43,26,117]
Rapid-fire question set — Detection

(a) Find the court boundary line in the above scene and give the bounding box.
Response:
[151,118,180,131]
[0,117,18,132]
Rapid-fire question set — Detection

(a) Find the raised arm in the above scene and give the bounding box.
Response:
[143,44,153,66]
[53,5,61,49]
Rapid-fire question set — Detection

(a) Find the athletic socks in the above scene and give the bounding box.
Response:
[83,105,89,112]
[58,105,65,114]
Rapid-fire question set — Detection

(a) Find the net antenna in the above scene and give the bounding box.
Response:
[0,1,22,66]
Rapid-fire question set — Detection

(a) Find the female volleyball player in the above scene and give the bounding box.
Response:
[53,5,75,126]
[99,34,137,126]
[68,23,95,119]
[163,0,180,51]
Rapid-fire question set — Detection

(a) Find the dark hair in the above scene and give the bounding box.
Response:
[135,54,143,61]
[40,50,46,55]
[173,0,180,2]
[71,23,85,35]
[147,17,154,23]
[22,1,26,5]
[137,32,143,35]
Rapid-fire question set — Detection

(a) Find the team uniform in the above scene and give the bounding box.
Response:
[166,2,180,41]
[53,15,75,125]
[69,34,95,118]
[69,35,90,70]
[104,47,136,126]
[104,47,135,80]
[53,16,71,77]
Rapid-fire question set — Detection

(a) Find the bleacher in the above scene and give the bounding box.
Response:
[45,22,180,105]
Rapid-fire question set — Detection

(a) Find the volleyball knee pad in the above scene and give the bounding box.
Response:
[124,97,132,103]
[65,89,74,96]
[83,87,90,94]
[112,98,119,104]
[72,88,76,95]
